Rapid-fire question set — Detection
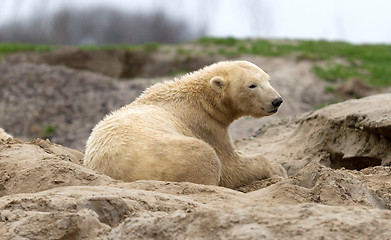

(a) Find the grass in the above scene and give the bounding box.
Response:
[197,38,391,87]
[0,42,56,54]
[142,42,160,53]
[324,86,336,93]
[169,69,188,77]
[0,42,141,54]
[197,37,239,46]
[39,125,56,140]
[1,38,391,87]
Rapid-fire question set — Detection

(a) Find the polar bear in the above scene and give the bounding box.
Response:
[84,61,287,189]
[0,128,12,140]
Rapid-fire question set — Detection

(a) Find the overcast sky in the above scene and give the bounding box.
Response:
[1,0,391,44]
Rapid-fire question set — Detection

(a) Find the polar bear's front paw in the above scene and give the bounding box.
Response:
[262,159,288,179]
[249,154,288,179]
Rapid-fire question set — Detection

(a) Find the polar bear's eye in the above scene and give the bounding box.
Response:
[248,84,257,89]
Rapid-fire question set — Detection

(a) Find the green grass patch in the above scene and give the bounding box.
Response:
[177,48,192,55]
[39,125,56,140]
[313,64,367,82]
[169,70,188,77]
[324,86,335,93]
[142,42,160,53]
[217,47,239,57]
[197,38,391,87]
[0,42,57,54]
[0,42,143,54]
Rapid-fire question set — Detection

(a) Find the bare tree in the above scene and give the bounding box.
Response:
[0,5,204,44]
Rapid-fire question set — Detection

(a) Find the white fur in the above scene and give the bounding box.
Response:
[0,128,13,140]
[84,61,287,188]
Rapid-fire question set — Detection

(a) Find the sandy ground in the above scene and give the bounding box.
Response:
[0,94,391,239]
[0,49,390,239]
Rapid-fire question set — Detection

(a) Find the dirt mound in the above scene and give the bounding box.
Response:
[236,93,391,175]
[0,138,114,197]
[242,163,389,209]
[4,48,149,79]
[3,48,218,79]
[1,95,391,239]
[336,78,376,99]
[0,63,157,150]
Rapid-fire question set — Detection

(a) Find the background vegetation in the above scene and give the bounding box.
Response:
[1,37,390,87]
[0,6,203,45]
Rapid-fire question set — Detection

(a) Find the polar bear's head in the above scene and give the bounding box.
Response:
[209,61,282,119]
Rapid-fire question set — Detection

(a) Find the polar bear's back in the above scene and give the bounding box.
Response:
[84,104,197,181]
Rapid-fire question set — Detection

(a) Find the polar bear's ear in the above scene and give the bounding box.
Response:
[210,76,227,93]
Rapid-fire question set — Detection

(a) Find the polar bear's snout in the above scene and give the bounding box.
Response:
[264,97,283,114]
[272,97,283,108]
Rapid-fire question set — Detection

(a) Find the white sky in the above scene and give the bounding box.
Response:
[1,0,391,44]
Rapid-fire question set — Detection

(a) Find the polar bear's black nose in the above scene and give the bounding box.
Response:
[272,97,283,108]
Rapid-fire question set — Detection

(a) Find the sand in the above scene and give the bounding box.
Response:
[1,94,391,239]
